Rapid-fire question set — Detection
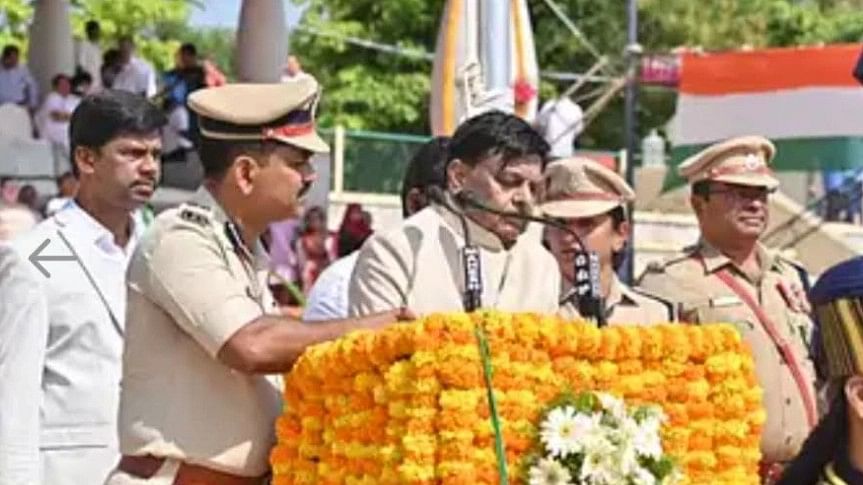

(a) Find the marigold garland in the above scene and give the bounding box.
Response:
[271,312,763,485]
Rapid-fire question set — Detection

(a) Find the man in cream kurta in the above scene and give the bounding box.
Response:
[349,201,561,316]
[349,110,561,317]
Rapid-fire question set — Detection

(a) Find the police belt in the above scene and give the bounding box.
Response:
[119,454,268,485]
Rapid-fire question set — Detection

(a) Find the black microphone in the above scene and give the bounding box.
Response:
[426,186,483,312]
[454,190,607,327]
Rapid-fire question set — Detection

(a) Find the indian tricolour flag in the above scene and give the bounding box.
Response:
[670,44,863,175]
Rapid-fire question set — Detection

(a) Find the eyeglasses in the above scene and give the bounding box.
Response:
[707,186,775,202]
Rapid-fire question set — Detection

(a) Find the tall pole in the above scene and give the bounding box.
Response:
[482,0,510,92]
[622,0,640,284]
[235,0,288,82]
[29,0,75,101]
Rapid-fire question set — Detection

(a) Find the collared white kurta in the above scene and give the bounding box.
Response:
[0,202,142,485]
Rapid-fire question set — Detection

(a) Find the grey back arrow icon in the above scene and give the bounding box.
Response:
[29,237,77,278]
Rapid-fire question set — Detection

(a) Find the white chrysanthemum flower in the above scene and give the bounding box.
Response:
[540,406,599,457]
[597,393,626,420]
[616,440,640,476]
[580,447,623,485]
[631,465,659,485]
[528,457,573,485]
[632,419,663,459]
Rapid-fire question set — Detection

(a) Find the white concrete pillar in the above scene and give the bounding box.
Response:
[235,0,288,82]
[28,0,75,101]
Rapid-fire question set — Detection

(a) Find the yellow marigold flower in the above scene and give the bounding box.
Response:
[271,312,762,484]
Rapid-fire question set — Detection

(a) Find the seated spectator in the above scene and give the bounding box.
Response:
[0,177,18,204]
[297,206,335,293]
[0,45,38,110]
[16,184,42,218]
[38,74,80,173]
[45,172,78,216]
[161,98,193,163]
[112,37,156,97]
[336,203,372,258]
[0,202,38,240]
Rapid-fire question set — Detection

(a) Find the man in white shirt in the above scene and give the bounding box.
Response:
[0,45,38,110]
[76,21,102,91]
[38,74,81,173]
[535,96,584,159]
[303,137,450,321]
[0,90,165,485]
[112,37,157,98]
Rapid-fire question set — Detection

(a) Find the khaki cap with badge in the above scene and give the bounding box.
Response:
[540,157,674,325]
[188,77,330,153]
[677,135,778,189]
[541,157,635,219]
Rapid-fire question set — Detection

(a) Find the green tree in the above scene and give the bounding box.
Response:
[70,0,195,72]
[289,0,444,134]
[292,0,863,150]
[0,0,198,72]
[0,0,32,51]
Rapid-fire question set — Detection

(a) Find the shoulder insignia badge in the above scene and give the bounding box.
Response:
[178,204,212,227]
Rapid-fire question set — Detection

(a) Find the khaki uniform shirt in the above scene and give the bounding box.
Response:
[348,204,561,317]
[118,188,281,477]
[638,240,816,463]
[559,275,674,324]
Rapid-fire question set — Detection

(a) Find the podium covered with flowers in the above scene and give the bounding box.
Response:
[271,312,764,484]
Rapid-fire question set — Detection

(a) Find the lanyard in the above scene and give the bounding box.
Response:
[712,266,817,429]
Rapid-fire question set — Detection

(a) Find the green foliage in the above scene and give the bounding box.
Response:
[0,0,32,52]
[0,0,197,71]
[289,0,443,135]
[291,0,863,150]
[71,0,194,72]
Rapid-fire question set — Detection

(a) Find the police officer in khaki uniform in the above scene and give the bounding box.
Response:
[638,135,816,482]
[105,79,409,485]
[348,110,561,317]
[541,157,673,324]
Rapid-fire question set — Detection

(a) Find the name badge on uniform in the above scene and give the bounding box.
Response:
[776,280,811,314]
[709,296,742,308]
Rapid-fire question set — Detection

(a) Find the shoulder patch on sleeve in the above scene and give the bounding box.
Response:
[178,203,212,227]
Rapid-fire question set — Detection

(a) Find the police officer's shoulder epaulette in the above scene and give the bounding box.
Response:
[177,202,213,228]
[641,246,698,275]
[629,287,678,321]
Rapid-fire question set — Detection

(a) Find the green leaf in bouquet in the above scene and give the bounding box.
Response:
[641,455,676,481]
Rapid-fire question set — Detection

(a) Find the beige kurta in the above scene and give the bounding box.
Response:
[558,275,674,324]
[348,203,561,317]
[116,187,281,477]
[639,240,816,463]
